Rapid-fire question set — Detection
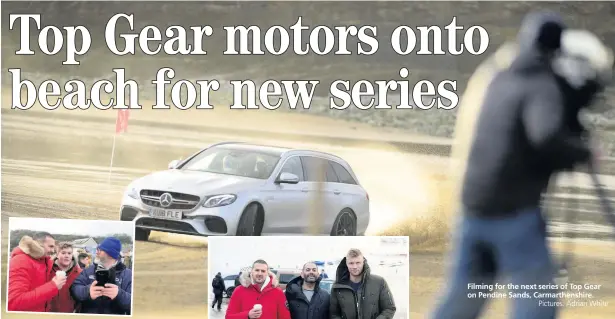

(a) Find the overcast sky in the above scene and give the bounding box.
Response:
[208,236,409,275]
[9,217,134,237]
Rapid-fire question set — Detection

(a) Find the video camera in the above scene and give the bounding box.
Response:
[552,29,614,135]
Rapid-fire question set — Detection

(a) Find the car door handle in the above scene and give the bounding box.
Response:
[301,188,309,193]
[333,190,341,195]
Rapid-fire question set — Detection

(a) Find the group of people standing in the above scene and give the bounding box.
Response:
[7,232,133,315]
[217,248,396,319]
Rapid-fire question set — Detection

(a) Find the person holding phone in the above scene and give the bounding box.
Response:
[71,237,133,315]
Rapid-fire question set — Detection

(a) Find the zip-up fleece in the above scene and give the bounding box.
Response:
[330,258,395,319]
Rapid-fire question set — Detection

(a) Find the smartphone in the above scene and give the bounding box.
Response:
[95,269,110,287]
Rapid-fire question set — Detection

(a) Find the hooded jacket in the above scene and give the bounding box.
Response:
[213,273,226,295]
[7,236,58,312]
[330,258,395,319]
[285,275,330,319]
[50,255,83,313]
[226,270,291,319]
[70,261,133,315]
[461,11,592,217]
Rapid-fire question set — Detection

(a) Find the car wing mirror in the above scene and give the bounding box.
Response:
[276,172,300,184]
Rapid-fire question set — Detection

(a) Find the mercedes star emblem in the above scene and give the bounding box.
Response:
[159,193,173,208]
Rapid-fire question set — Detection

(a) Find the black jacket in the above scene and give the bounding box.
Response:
[461,11,591,217]
[212,274,226,295]
[285,276,330,319]
[330,258,395,319]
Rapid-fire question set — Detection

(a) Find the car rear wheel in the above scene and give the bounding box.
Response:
[135,228,150,241]
[236,203,263,236]
[330,209,357,236]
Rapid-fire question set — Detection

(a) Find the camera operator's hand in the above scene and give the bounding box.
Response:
[52,275,67,290]
[89,281,105,299]
[248,308,262,319]
[102,283,119,300]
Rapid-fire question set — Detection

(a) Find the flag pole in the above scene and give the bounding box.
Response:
[108,132,117,184]
[109,109,129,184]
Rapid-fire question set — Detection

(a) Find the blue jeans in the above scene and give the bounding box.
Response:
[431,207,559,319]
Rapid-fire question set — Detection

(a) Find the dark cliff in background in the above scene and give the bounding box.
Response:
[2,1,615,150]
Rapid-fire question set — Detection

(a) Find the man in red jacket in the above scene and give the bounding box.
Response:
[225,259,291,319]
[7,232,67,312]
[50,242,83,313]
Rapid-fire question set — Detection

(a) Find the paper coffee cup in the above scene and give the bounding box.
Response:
[56,270,66,278]
[253,304,262,311]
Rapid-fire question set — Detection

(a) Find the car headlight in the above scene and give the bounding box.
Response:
[202,194,236,208]
[126,187,139,199]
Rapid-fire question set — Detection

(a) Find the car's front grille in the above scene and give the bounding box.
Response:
[140,189,201,210]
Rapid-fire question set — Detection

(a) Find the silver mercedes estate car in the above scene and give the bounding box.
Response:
[119,142,370,240]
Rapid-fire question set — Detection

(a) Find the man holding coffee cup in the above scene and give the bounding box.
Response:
[50,242,83,313]
[7,232,66,312]
[226,259,291,319]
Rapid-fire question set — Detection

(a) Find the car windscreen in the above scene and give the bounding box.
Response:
[181,147,281,179]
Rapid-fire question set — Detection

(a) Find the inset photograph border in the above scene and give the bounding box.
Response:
[208,236,410,319]
[5,217,136,317]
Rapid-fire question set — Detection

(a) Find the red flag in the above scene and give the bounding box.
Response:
[115,109,130,133]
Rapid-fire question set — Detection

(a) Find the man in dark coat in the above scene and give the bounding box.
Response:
[431,11,613,319]
[285,262,330,319]
[212,272,226,310]
[330,249,395,319]
[71,237,132,315]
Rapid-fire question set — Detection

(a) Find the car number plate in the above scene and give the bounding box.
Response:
[149,208,183,220]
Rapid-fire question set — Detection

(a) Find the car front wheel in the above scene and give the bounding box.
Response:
[236,203,263,236]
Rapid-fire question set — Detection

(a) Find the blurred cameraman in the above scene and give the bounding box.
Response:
[432,11,613,319]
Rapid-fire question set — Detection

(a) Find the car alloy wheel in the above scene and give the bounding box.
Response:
[335,212,355,236]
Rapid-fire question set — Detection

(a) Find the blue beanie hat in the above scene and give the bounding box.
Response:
[98,237,122,260]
